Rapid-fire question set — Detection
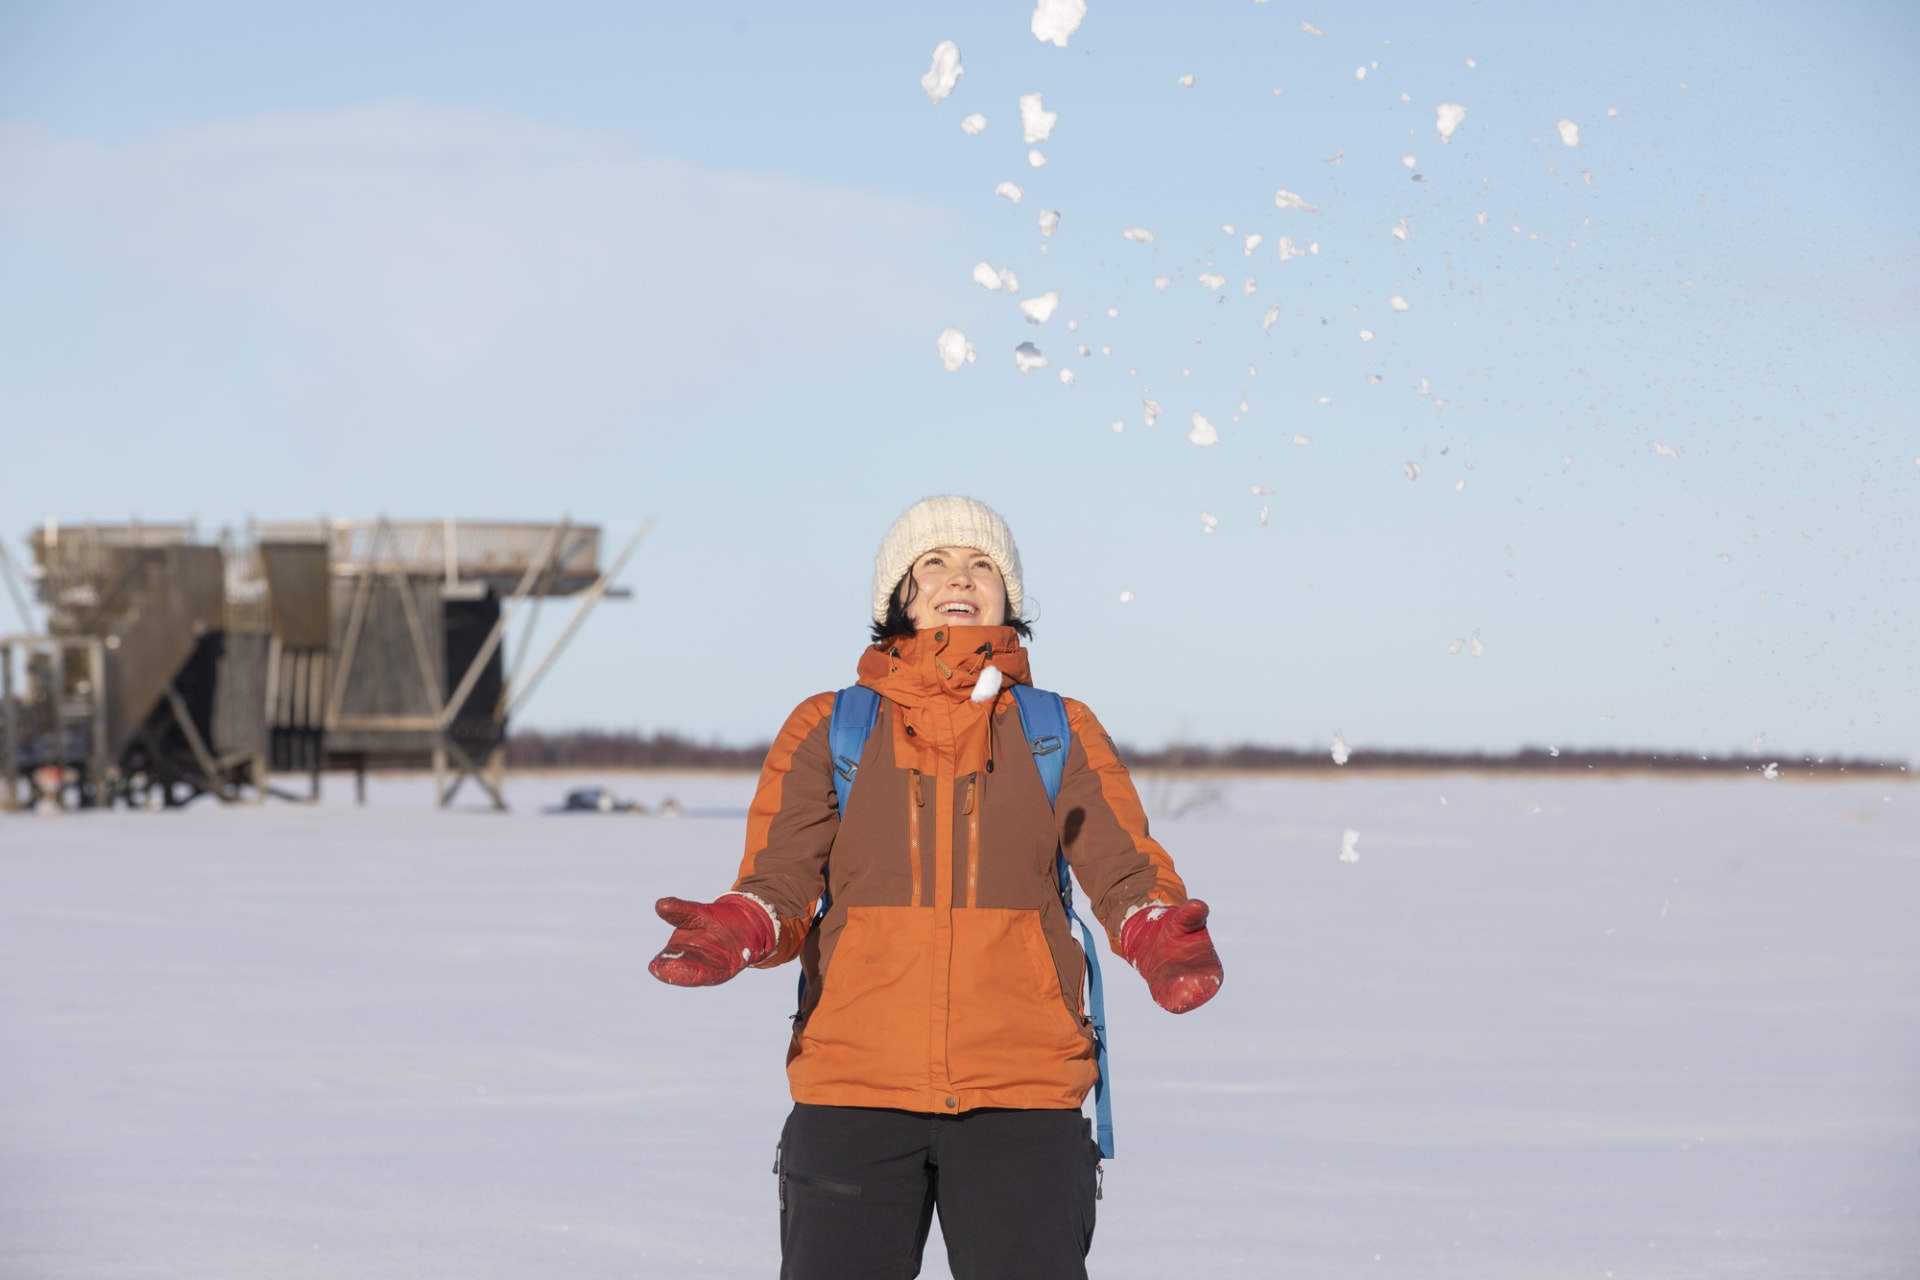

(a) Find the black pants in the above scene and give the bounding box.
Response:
[777,1103,1100,1280]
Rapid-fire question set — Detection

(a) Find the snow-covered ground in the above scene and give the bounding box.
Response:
[2,771,1915,1278]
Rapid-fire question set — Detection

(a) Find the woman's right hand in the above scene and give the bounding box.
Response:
[647,895,778,987]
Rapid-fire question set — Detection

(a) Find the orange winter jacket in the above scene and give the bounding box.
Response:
[731,625,1190,1114]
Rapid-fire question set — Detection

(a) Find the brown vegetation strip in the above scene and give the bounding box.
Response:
[505,731,1908,776]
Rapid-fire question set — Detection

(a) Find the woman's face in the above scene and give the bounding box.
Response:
[901,546,1008,629]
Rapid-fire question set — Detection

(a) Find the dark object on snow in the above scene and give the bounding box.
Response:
[545,786,647,815]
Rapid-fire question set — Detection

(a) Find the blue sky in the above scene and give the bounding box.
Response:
[2,0,1915,759]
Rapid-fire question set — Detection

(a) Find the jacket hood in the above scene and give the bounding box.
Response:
[856,626,1032,710]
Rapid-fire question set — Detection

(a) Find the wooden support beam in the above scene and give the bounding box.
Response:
[163,683,228,802]
[504,519,652,721]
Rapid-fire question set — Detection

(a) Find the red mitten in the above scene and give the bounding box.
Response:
[1120,899,1223,1014]
[647,895,777,987]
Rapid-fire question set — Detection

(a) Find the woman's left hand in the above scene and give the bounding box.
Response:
[1120,899,1224,1014]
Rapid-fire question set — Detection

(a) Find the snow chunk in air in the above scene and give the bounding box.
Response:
[1021,292,1061,324]
[1437,103,1466,141]
[995,181,1026,203]
[1339,829,1360,862]
[1389,296,1410,312]
[1274,190,1318,212]
[1122,227,1157,242]
[1038,209,1061,236]
[972,262,1013,291]
[1199,512,1220,533]
[1331,732,1350,765]
[1177,73,1195,88]
[1028,149,1047,167]
[1153,276,1172,290]
[971,663,1004,703]
[1557,119,1581,147]
[1058,368,1075,385]
[960,113,987,135]
[1198,273,1226,291]
[1031,0,1087,47]
[1118,590,1135,603]
[936,328,977,372]
[1014,342,1048,372]
[1262,304,1281,331]
[921,41,964,104]
[1359,329,1375,342]
[1301,21,1323,35]
[1243,233,1263,256]
[1187,413,1219,446]
[1019,93,1057,144]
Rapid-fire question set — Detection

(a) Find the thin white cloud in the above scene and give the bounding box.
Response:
[0,104,944,384]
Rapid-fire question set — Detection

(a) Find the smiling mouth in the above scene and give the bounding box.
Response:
[936,602,980,617]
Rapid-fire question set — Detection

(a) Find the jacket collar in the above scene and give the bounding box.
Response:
[856,626,1032,709]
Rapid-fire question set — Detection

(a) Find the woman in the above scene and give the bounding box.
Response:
[648,496,1223,1280]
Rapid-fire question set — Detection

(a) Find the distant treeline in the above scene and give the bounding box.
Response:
[505,731,1907,775]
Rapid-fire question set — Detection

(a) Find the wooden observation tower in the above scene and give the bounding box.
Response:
[0,516,644,812]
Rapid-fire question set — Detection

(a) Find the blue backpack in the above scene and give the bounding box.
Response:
[810,682,1115,1159]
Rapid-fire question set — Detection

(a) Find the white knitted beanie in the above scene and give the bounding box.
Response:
[871,496,1024,624]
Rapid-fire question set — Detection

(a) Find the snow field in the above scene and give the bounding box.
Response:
[1,773,1915,1278]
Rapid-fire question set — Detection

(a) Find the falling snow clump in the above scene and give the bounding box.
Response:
[1143,398,1162,426]
[1187,413,1219,446]
[1198,273,1226,291]
[1122,227,1157,242]
[921,41,964,104]
[1557,119,1581,147]
[971,663,1004,703]
[1020,292,1061,324]
[1389,296,1410,312]
[1030,0,1087,47]
[994,181,1026,204]
[1038,209,1061,236]
[1199,512,1220,533]
[936,328,977,372]
[1403,460,1420,480]
[960,113,987,135]
[1019,92,1058,143]
[1013,342,1048,372]
[1331,732,1350,766]
[1436,103,1467,141]
[1273,189,1318,212]
[1339,829,1360,863]
[1118,589,1135,603]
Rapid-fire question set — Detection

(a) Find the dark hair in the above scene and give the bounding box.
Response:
[870,572,1032,644]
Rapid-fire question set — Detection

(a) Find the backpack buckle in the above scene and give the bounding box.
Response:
[1029,735,1062,757]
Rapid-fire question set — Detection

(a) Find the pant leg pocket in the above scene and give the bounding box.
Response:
[784,1169,865,1199]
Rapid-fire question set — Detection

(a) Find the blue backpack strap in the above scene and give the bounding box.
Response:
[1011,686,1114,1160]
[827,684,881,820]
[798,686,882,1012]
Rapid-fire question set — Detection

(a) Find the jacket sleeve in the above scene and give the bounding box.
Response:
[731,692,839,968]
[1056,698,1190,954]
